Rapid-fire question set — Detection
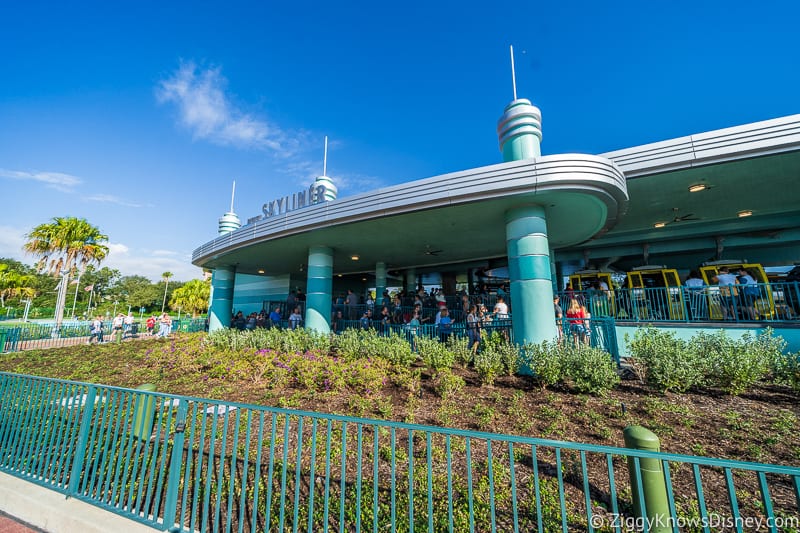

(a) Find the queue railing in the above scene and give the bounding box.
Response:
[0,372,798,532]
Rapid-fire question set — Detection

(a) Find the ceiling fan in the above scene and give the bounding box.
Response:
[661,207,700,226]
[423,245,443,256]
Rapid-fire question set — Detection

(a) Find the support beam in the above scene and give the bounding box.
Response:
[375,262,387,307]
[208,266,235,332]
[506,205,557,374]
[405,268,417,296]
[305,245,333,333]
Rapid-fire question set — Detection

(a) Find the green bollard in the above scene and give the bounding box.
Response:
[132,383,157,441]
[115,328,123,344]
[623,425,671,533]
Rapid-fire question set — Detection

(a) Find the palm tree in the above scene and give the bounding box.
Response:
[0,264,37,307]
[169,279,211,317]
[24,217,109,327]
[161,271,174,313]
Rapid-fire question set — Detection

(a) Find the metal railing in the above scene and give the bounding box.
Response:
[559,282,800,324]
[0,319,208,353]
[1,372,798,532]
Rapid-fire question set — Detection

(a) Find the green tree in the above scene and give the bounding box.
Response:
[115,275,162,310]
[23,217,109,327]
[160,271,173,313]
[169,279,210,317]
[0,263,37,307]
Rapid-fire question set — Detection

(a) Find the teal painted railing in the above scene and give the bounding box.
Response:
[558,282,800,324]
[0,318,207,353]
[1,372,798,532]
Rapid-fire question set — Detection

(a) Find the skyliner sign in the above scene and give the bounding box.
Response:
[246,184,330,225]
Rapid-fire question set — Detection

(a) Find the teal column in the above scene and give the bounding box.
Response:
[405,268,417,295]
[208,266,235,332]
[375,262,387,306]
[305,245,333,333]
[507,205,557,374]
[550,249,559,294]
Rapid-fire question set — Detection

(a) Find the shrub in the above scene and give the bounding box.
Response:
[482,331,520,376]
[626,327,705,392]
[474,345,505,386]
[416,336,456,371]
[446,336,474,367]
[205,327,330,354]
[333,329,415,367]
[520,341,563,389]
[693,329,785,395]
[773,351,800,393]
[562,344,620,395]
[433,369,465,399]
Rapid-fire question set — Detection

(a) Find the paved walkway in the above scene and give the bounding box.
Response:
[0,511,44,533]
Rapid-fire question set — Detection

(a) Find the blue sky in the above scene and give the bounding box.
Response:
[2,1,798,281]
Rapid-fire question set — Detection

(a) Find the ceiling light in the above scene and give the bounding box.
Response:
[361,277,367,281]
[738,210,753,218]
[337,274,342,277]
[653,222,666,228]
[688,184,708,193]
[257,269,265,274]
[351,255,360,261]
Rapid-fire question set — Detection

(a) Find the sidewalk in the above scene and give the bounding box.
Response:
[0,510,44,533]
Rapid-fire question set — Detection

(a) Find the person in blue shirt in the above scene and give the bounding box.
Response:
[269,306,282,328]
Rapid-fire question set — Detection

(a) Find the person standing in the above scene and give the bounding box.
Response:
[714,267,739,320]
[554,295,563,342]
[288,307,303,330]
[89,315,104,344]
[112,313,124,343]
[345,289,358,319]
[123,313,134,338]
[146,315,156,336]
[466,304,481,354]
[493,296,509,320]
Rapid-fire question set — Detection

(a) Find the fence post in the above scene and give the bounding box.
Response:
[624,425,671,532]
[132,384,157,440]
[67,385,98,496]
[163,399,188,532]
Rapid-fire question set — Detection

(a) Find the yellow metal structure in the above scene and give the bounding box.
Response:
[567,270,615,317]
[698,261,775,320]
[625,266,686,320]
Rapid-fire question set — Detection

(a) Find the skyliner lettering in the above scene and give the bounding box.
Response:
[246,184,328,225]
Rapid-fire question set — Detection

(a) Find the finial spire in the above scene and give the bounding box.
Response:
[510,45,517,101]
[323,136,328,176]
[230,180,236,213]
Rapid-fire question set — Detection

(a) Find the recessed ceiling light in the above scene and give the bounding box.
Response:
[688,184,708,193]
[351,255,360,261]
[654,222,667,228]
[257,269,265,274]
[738,210,753,218]
[361,277,367,281]
[337,274,342,277]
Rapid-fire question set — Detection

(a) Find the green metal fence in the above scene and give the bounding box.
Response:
[1,372,798,532]
[0,318,207,353]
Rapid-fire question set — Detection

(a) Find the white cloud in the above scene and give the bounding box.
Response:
[0,168,82,191]
[157,61,289,152]
[103,242,201,282]
[85,194,151,208]
[0,225,28,261]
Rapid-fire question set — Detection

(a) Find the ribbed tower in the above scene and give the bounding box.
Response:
[218,181,241,234]
[313,174,338,202]
[313,136,338,202]
[499,46,556,372]
[497,98,542,161]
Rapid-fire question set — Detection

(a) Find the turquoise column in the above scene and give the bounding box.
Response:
[375,262,387,306]
[405,268,417,295]
[208,266,235,332]
[550,249,559,294]
[305,245,333,333]
[507,206,557,374]
[498,99,542,162]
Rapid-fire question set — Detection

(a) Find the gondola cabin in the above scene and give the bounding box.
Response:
[625,266,686,320]
[698,260,775,320]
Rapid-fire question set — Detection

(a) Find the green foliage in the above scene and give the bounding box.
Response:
[169,279,211,317]
[333,328,415,367]
[626,327,705,392]
[206,327,331,354]
[447,336,474,366]
[432,368,465,399]
[562,344,620,395]
[520,340,563,388]
[691,330,777,395]
[415,335,455,371]
[473,346,504,387]
[482,331,520,376]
